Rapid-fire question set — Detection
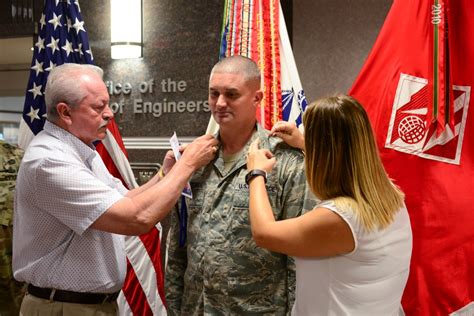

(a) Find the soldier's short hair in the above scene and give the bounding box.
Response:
[210,55,261,87]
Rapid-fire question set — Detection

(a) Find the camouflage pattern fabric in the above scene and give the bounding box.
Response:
[0,140,26,316]
[0,141,23,226]
[166,125,308,315]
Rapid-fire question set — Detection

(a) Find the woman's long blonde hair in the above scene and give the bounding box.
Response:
[304,94,404,231]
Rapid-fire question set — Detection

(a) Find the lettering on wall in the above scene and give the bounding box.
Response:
[106,78,210,118]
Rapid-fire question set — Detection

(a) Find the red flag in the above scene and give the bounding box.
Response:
[349,0,474,314]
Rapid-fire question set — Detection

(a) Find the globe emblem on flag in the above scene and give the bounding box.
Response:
[397,115,426,144]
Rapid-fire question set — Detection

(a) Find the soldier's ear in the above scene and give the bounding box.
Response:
[253,90,263,106]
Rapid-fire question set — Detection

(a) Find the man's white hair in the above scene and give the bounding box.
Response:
[45,63,104,122]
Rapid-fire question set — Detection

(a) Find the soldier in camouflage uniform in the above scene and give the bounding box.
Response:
[0,140,26,316]
[165,56,308,315]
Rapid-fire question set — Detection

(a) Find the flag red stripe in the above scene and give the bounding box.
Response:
[122,259,154,316]
[233,0,242,55]
[139,227,166,308]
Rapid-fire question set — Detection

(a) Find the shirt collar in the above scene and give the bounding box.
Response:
[43,120,97,163]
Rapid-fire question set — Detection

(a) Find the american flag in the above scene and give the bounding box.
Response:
[20,0,93,143]
[20,1,166,315]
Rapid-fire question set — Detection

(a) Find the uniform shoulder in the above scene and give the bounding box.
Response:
[0,141,24,156]
[268,136,304,159]
[0,141,23,172]
[256,124,304,159]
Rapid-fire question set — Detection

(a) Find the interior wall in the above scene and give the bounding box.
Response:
[0,0,395,276]
[81,0,223,166]
[0,1,395,147]
[293,0,393,103]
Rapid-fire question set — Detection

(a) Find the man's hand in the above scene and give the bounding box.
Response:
[180,134,219,170]
[161,150,176,175]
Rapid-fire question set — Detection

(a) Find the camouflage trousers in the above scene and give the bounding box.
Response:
[0,225,26,316]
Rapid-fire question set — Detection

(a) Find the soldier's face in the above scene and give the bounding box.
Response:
[208,72,261,129]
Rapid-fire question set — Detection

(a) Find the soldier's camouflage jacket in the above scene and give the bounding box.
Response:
[0,140,23,226]
[0,140,25,315]
[166,124,307,315]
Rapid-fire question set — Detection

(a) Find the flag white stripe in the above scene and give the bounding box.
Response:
[121,232,167,315]
[205,115,219,135]
[102,129,139,189]
[104,130,166,315]
[18,118,35,150]
[117,294,133,316]
[279,2,305,126]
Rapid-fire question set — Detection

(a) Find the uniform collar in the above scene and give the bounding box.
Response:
[212,123,271,176]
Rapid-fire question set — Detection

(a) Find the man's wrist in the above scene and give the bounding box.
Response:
[158,167,165,179]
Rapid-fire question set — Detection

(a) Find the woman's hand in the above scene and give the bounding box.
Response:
[270,121,305,151]
[247,138,276,173]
